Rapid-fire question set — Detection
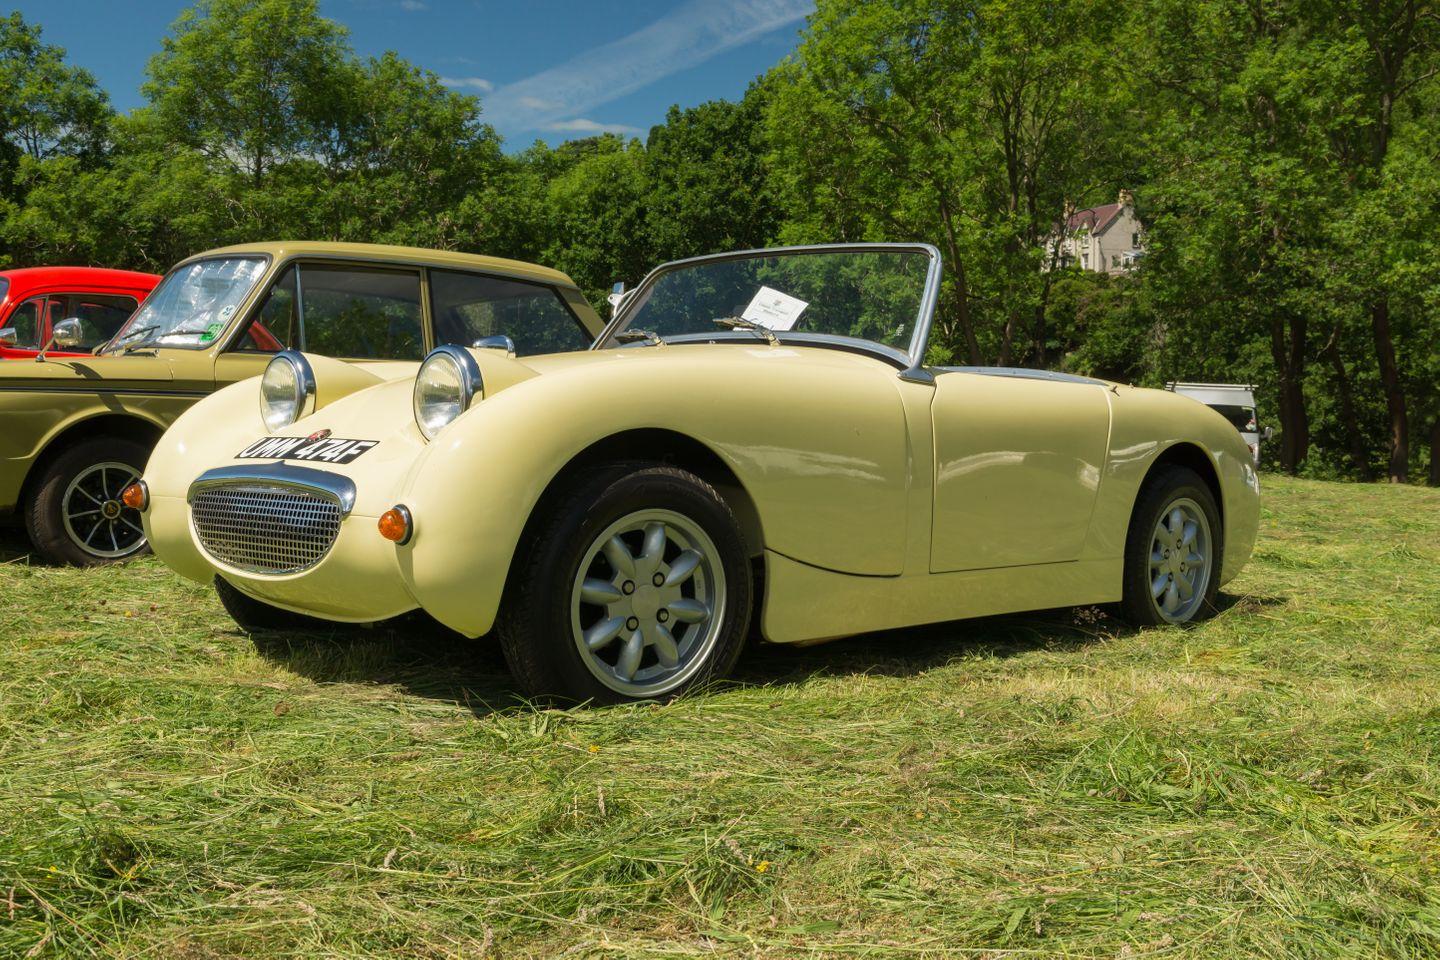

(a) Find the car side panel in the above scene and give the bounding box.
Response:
[762,385,1261,644]
[761,551,1120,644]
[929,372,1111,571]
[0,355,204,511]
[0,393,194,511]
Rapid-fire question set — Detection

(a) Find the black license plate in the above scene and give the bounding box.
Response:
[236,436,378,464]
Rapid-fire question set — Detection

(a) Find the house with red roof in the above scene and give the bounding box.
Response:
[1045,190,1145,274]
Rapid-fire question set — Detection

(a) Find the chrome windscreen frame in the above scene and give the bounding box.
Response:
[593,242,944,383]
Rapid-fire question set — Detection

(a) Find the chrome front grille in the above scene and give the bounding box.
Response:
[191,483,343,574]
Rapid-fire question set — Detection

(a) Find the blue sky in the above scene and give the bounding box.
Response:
[12,0,813,147]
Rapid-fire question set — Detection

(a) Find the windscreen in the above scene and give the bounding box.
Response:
[107,256,267,352]
[606,249,931,354]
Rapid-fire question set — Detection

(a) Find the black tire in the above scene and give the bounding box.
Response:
[1119,465,1224,627]
[214,575,328,632]
[25,435,151,566]
[497,463,753,704]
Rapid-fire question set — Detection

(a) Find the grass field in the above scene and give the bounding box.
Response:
[2,475,1439,958]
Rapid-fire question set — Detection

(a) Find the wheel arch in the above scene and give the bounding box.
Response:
[516,428,765,560]
[1136,441,1224,529]
[19,413,165,506]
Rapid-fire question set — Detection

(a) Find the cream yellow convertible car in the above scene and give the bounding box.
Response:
[137,244,1260,703]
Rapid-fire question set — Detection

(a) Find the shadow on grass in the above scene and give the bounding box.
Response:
[0,527,33,564]
[738,591,1286,685]
[247,615,523,717]
[248,591,1285,716]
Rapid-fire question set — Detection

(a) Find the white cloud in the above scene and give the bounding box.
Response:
[399,0,428,10]
[544,118,644,136]
[440,76,495,92]
[484,0,812,134]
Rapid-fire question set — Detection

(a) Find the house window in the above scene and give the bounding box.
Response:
[1132,232,1140,247]
[1111,255,1120,268]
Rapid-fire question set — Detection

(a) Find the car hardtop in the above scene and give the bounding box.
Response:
[187,241,583,292]
[0,266,162,293]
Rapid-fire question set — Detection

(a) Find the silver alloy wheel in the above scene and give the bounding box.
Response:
[1148,496,1212,623]
[61,461,146,559]
[570,508,726,697]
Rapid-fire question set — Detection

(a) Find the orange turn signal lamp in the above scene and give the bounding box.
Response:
[121,481,149,512]
[378,504,413,545]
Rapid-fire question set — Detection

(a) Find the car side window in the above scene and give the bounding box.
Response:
[5,296,45,348]
[300,264,424,360]
[430,269,591,357]
[228,263,423,359]
[51,293,141,349]
[233,265,299,353]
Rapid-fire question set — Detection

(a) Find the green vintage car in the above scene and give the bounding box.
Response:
[0,242,603,565]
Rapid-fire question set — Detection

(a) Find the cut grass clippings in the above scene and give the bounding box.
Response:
[2,475,1439,957]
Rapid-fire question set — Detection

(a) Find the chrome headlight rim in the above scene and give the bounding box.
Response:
[413,345,482,441]
[260,350,317,433]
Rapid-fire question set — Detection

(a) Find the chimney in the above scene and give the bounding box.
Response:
[1118,189,1134,208]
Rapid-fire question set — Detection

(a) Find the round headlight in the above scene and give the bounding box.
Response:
[260,351,316,432]
[414,346,482,440]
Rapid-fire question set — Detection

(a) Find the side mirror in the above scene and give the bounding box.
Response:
[0,328,17,346]
[1262,426,1275,441]
[472,334,516,357]
[53,317,84,348]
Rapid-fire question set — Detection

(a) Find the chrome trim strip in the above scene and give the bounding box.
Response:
[188,462,357,516]
[619,329,912,367]
[595,242,944,378]
[935,366,1107,386]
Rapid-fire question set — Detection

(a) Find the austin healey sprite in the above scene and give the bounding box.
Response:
[136,244,1260,703]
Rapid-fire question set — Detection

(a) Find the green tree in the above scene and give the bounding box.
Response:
[528,135,652,303]
[643,81,781,261]
[143,0,348,187]
[0,12,112,168]
[767,0,1130,366]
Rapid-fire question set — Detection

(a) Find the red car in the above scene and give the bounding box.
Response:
[0,267,162,360]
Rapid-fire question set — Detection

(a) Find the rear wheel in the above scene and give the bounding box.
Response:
[25,436,150,566]
[497,464,752,704]
[1120,466,1223,626]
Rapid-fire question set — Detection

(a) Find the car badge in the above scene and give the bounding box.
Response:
[306,429,332,442]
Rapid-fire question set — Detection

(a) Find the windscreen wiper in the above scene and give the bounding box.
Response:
[712,316,777,345]
[114,324,159,353]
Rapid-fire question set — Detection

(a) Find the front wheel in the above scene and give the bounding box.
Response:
[25,436,151,566]
[497,464,752,704]
[1120,465,1223,626]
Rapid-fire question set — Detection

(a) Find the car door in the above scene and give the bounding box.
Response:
[928,369,1111,572]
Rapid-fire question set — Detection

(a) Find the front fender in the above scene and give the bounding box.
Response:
[1088,386,1260,586]
[398,347,912,637]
